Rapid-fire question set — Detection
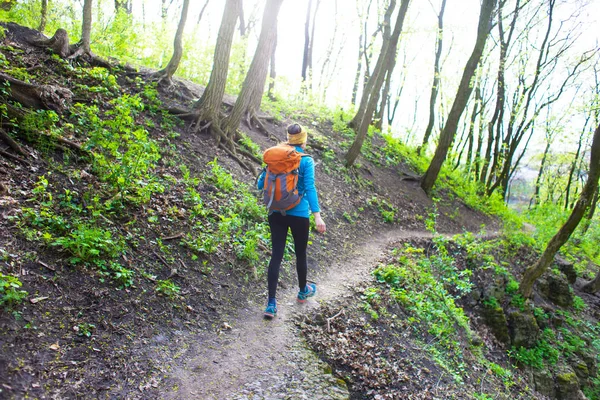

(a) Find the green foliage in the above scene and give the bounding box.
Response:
[572,296,587,313]
[75,322,96,338]
[51,225,123,265]
[207,158,235,192]
[179,159,270,275]
[238,132,262,160]
[15,175,131,288]
[372,244,473,379]
[381,132,429,172]
[367,196,397,223]
[73,94,164,204]
[505,278,519,294]
[155,279,180,299]
[0,272,27,308]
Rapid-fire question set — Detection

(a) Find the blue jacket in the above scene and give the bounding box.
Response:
[257,145,321,218]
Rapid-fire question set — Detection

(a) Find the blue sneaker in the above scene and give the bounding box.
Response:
[264,299,277,319]
[297,283,317,303]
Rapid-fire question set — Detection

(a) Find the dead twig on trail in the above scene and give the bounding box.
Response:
[152,250,171,269]
[161,232,184,241]
[327,309,345,333]
[37,260,56,272]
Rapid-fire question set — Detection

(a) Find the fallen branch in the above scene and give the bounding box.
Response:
[152,250,171,268]
[37,260,56,272]
[326,309,345,333]
[161,232,184,241]
[54,136,87,153]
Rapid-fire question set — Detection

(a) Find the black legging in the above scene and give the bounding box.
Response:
[267,213,309,299]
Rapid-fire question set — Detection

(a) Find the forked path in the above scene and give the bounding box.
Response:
[167,229,439,399]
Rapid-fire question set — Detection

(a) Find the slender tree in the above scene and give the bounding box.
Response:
[192,0,241,126]
[520,122,600,298]
[39,0,48,32]
[196,0,210,25]
[421,0,497,195]
[221,0,284,141]
[418,0,447,155]
[529,114,557,208]
[565,120,588,210]
[154,0,191,85]
[479,0,521,185]
[267,28,277,100]
[345,0,411,167]
[80,0,92,54]
[302,0,322,92]
[349,0,397,130]
[317,0,342,102]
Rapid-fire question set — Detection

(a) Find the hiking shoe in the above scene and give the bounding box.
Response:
[297,283,317,303]
[264,299,277,319]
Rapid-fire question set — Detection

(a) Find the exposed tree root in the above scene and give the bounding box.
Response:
[236,147,262,166]
[0,72,73,112]
[218,142,253,173]
[0,129,28,157]
[0,148,29,165]
[249,112,278,142]
[27,28,70,57]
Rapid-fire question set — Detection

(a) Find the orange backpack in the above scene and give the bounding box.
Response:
[262,144,310,214]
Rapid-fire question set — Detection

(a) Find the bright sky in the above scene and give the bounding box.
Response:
[129,0,599,147]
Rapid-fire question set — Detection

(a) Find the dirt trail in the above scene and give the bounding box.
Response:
[165,228,441,399]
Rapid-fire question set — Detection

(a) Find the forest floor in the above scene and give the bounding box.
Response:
[3,21,597,400]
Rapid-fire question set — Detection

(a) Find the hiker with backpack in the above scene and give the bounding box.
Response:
[257,123,326,319]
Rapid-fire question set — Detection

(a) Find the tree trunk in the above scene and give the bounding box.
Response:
[39,0,49,32]
[419,0,447,155]
[520,122,600,298]
[302,0,313,84]
[238,0,246,36]
[349,0,397,130]
[465,79,482,176]
[197,0,210,25]
[565,118,588,210]
[193,0,241,123]
[479,0,521,185]
[345,0,410,167]
[421,0,497,195]
[374,58,394,130]
[307,0,321,92]
[268,29,277,100]
[156,0,190,83]
[351,28,364,105]
[81,0,92,53]
[530,138,551,208]
[581,186,600,236]
[222,0,283,137]
[317,0,341,102]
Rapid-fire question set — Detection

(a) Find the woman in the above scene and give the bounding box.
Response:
[257,123,326,319]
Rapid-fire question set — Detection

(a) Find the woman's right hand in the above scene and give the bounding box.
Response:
[314,213,326,233]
